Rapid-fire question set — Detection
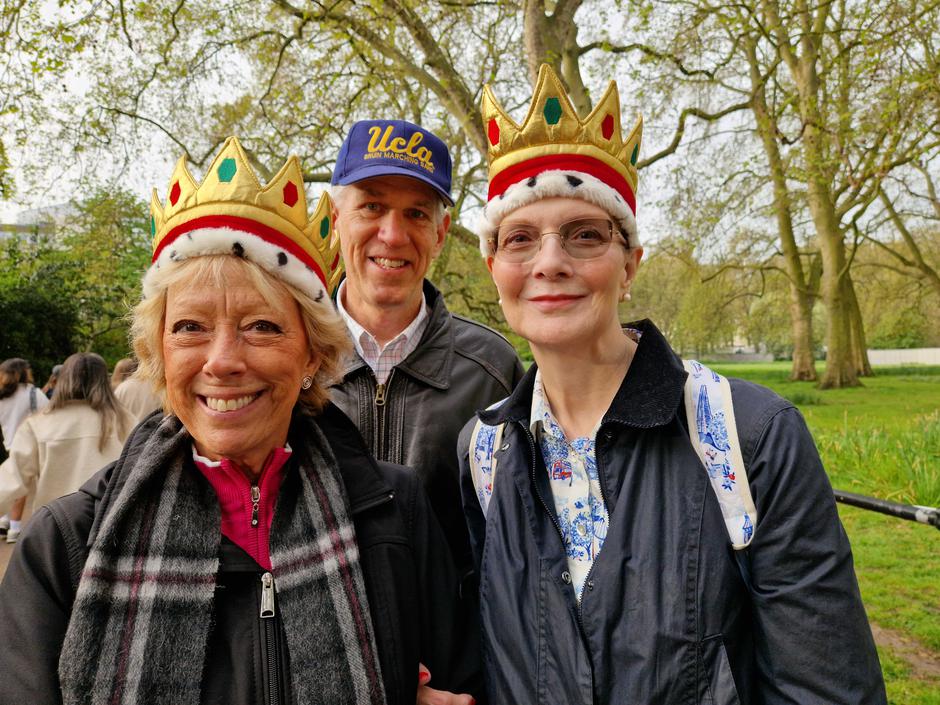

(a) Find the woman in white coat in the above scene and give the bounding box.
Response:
[0,357,49,542]
[0,352,134,515]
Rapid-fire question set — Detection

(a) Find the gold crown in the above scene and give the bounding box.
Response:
[150,136,343,294]
[482,64,642,207]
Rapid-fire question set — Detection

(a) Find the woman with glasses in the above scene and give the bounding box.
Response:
[458,65,885,704]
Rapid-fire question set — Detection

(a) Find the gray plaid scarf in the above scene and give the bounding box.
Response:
[58,414,386,705]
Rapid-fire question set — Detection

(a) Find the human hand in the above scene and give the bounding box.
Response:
[416,663,476,705]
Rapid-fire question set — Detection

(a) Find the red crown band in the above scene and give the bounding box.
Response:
[154,214,328,289]
[486,154,636,215]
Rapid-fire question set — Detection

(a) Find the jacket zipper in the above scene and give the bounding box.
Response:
[523,423,596,675]
[250,485,260,528]
[372,369,395,459]
[260,572,280,705]
[352,490,396,515]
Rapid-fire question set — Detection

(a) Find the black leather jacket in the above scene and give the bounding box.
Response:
[458,320,885,705]
[0,405,482,705]
[332,280,524,577]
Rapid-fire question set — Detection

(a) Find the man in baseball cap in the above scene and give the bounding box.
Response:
[329,117,524,580]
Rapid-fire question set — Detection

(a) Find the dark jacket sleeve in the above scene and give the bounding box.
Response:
[402,466,485,701]
[0,500,87,705]
[742,402,886,704]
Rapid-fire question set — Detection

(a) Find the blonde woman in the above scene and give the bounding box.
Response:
[0,138,479,705]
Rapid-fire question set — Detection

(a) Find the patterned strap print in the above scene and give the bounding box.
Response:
[469,399,507,516]
[682,360,757,549]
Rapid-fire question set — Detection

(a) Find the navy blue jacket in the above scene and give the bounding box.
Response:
[458,320,885,705]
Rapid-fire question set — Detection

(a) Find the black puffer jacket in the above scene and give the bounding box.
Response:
[458,320,885,705]
[0,404,481,705]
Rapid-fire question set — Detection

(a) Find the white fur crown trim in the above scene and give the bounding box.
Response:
[142,227,331,304]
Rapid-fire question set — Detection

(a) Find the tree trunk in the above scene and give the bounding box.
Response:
[845,274,873,377]
[789,290,817,380]
[764,0,859,388]
[522,0,550,88]
[745,38,817,381]
[816,220,858,388]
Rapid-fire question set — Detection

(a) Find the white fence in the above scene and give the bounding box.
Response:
[867,348,940,365]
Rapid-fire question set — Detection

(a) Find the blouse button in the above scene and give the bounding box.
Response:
[561,571,571,584]
[576,524,587,537]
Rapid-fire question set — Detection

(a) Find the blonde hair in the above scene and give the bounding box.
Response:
[48,352,132,451]
[111,358,137,388]
[130,255,351,415]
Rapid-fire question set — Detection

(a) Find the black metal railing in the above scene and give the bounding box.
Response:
[834,490,940,531]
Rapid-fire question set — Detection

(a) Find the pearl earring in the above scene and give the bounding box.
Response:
[621,291,632,302]
[301,375,313,390]
[498,297,503,305]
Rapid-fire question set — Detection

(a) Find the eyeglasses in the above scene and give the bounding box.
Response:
[490,218,627,264]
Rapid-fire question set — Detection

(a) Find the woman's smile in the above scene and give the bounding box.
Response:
[199,391,263,413]
[525,293,586,311]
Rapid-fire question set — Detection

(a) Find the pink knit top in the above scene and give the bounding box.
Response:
[192,445,292,571]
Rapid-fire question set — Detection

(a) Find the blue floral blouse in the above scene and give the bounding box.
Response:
[531,372,609,601]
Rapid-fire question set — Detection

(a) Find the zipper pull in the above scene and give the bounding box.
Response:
[260,572,276,618]
[374,382,387,407]
[250,485,260,528]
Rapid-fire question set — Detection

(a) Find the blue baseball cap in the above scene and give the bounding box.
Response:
[331,120,454,206]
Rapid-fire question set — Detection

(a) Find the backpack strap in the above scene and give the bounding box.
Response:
[470,365,757,549]
[682,360,756,549]
[468,400,508,517]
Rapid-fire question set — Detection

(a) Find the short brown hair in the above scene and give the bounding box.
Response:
[130,255,351,415]
[0,358,33,399]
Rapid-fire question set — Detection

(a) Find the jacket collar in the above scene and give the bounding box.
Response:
[480,319,687,430]
[339,279,454,391]
[308,403,395,514]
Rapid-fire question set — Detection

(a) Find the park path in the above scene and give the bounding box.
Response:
[0,539,12,578]
[870,623,940,681]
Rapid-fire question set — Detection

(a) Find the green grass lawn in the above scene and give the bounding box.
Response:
[709,362,940,704]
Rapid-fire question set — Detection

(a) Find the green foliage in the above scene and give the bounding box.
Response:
[716,361,940,505]
[867,302,931,349]
[818,413,940,507]
[0,279,77,381]
[0,188,150,371]
[0,232,77,379]
[0,139,12,199]
[56,188,152,362]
